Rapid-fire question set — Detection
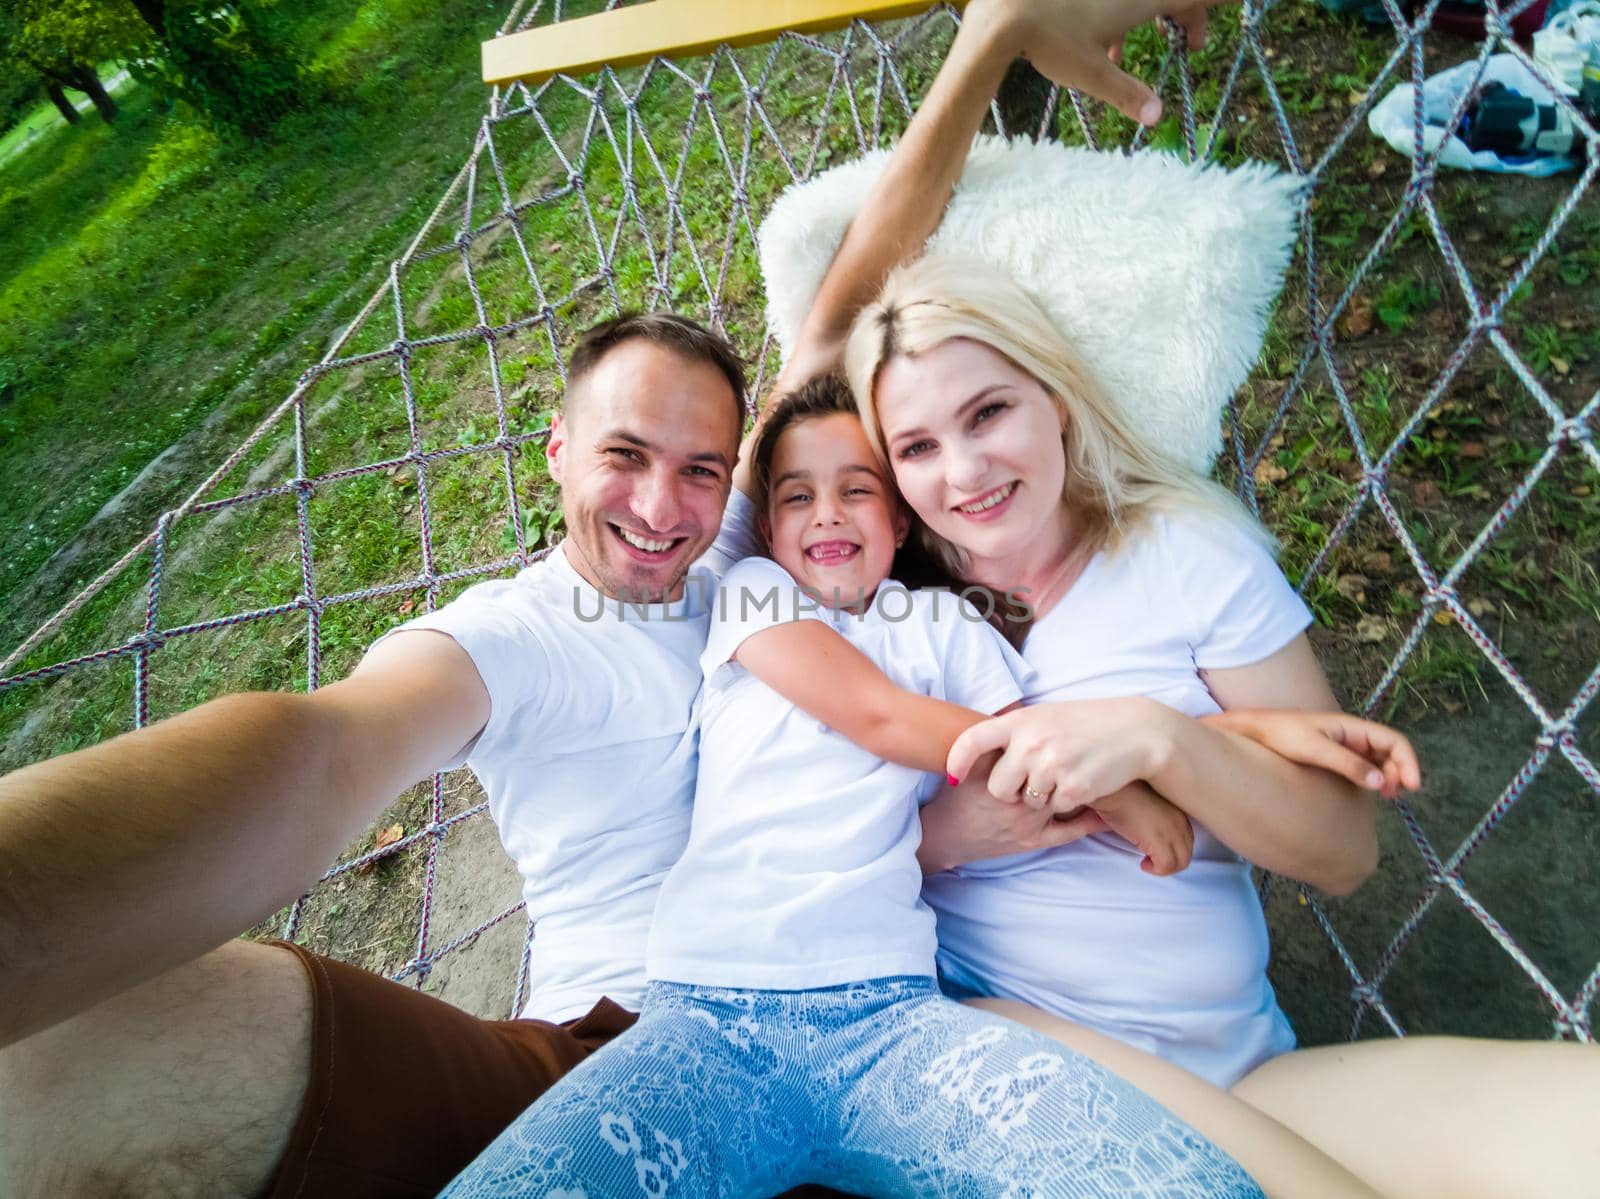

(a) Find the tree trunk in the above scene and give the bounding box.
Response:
[128,0,167,38]
[43,78,83,124]
[68,65,119,123]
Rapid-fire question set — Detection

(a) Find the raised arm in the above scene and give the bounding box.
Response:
[0,630,489,1049]
[734,619,987,773]
[737,0,1210,495]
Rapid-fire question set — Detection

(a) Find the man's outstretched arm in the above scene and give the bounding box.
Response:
[0,630,489,1049]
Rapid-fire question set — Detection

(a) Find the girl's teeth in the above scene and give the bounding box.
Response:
[959,483,1015,514]
[619,529,673,552]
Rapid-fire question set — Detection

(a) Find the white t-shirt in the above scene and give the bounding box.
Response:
[372,493,763,1022]
[924,511,1314,1087]
[646,556,1032,990]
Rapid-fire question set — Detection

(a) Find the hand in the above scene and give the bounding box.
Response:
[946,698,1177,811]
[919,770,1108,874]
[1091,783,1194,876]
[1203,709,1423,800]
[968,0,1234,125]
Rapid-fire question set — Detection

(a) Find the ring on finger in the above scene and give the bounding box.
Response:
[1024,784,1050,800]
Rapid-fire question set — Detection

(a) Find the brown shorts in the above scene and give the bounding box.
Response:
[265,941,849,1198]
[265,939,637,1199]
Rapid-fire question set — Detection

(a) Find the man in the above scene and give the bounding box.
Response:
[0,3,1238,1196]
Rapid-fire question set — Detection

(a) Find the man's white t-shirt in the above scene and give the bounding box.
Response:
[924,511,1314,1087]
[371,493,761,1022]
[646,556,1031,990]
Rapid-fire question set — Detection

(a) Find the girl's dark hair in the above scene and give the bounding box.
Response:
[751,373,1030,649]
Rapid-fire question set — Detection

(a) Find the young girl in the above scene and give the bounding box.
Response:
[438,376,1268,1198]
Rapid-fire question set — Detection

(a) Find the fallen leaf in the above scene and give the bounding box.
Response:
[1432,609,1456,627]
[1441,699,1465,715]
[1411,479,1443,509]
[1549,356,1570,376]
[1355,615,1389,644]
[357,824,405,875]
[1572,485,1593,497]
[1458,441,1486,459]
[1350,88,1368,106]
[1362,550,1393,575]
[397,597,416,616]
[1497,254,1518,269]
[1467,597,1495,618]
[1340,297,1375,338]
[1255,460,1289,486]
[1336,573,1369,603]
[1366,156,1386,178]
[1557,317,1577,331]
[1465,229,1486,244]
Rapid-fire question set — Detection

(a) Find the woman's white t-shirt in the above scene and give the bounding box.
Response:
[647,556,1033,990]
[924,511,1314,1087]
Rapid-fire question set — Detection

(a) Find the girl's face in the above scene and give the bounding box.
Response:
[762,412,908,610]
[874,337,1067,573]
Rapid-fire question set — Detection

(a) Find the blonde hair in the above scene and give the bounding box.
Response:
[843,253,1270,582]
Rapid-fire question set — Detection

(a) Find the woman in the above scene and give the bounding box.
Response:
[824,251,1598,1199]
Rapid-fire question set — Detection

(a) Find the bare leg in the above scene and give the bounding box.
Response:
[1232,1036,1600,1199]
[967,998,1384,1199]
[0,940,311,1199]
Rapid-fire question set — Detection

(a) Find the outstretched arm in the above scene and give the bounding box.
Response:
[737,0,1220,495]
[0,630,490,1048]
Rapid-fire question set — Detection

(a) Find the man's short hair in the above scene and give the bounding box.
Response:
[566,312,747,430]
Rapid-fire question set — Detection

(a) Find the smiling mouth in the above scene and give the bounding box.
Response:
[804,540,861,565]
[954,481,1017,515]
[610,523,685,558]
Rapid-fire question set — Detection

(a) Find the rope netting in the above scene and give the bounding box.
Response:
[1,0,1595,1043]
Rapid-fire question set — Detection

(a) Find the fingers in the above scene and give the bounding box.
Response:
[1027,39,1163,126]
[1332,715,1424,793]
[946,714,1017,784]
[1038,808,1107,849]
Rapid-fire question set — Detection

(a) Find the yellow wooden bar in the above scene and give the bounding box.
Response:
[483,0,966,86]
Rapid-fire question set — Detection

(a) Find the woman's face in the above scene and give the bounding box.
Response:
[763,412,907,610]
[874,337,1067,572]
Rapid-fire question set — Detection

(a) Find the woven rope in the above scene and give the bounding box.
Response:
[2,0,1594,1038]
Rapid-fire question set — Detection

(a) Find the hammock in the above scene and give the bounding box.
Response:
[1,0,1595,1047]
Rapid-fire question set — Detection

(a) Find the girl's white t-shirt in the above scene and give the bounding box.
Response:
[646,556,1033,990]
[924,511,1314,1087]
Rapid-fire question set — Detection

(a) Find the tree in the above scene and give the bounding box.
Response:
[0,0,145,125]
[122,0,309,137]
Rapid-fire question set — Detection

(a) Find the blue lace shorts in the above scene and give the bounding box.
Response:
[438,976,1263,1197]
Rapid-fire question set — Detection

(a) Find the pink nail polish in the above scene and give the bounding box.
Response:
[947,774,960,786]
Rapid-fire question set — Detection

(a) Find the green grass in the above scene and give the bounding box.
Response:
[3,1,1596,769]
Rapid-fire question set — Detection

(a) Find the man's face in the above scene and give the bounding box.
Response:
[547,338,742,602]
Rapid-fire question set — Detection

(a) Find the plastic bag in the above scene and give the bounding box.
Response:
[1367,53,1583,175]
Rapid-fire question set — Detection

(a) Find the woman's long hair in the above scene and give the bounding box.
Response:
[842,253,1270,595]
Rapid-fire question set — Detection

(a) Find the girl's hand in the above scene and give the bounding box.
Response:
[1203,709,1423,800]
[946,698,1178,811]
[1092,784,1194,876]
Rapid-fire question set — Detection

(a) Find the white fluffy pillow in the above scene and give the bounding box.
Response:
[757,136,1301,471]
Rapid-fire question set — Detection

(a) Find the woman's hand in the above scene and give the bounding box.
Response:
[971,0,1231,125]
[918,771,1107,875]
[946,697,1179,812]
[1202,709,1423,800]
